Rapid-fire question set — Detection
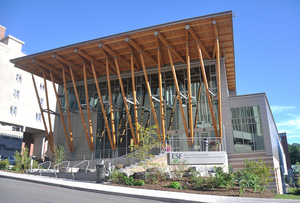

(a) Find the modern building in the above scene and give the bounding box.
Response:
[0,25,57,160]
[10,11,287,193]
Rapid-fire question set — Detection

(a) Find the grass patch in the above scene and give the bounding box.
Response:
[274,187,300,200]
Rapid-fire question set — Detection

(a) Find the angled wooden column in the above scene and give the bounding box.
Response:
[196,42,219,138]
[114,57,137,146]
[31,74,54,153]
[83,63,94,150]
[214,20,223,138]
[62,67,74,151]
[168,95,177,132]
[157,48,165,141]
[186,41,194,144]
[106,58,116,149]
[91,61,114,150]
[43,72,54,149]
[140,52,161,141]
[167,48,190,146]
[194,84,202,128]
[130,53,140,145]
[49,71,72,152]
[69,66,92,151]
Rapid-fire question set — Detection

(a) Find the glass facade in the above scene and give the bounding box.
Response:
[61,64,220,157]
[231,106,265,152]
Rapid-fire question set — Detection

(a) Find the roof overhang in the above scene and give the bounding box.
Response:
[10,10,236,90]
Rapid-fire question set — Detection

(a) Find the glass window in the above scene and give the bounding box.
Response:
[231,105,264,152]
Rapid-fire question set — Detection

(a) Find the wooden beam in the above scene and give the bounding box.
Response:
[186,41,194,144]
[128,38,158,65]
[140,52,162,141]
[114,57,137,146]
[31,74,54,153]
[158,33,185,63]
[31,62,62,84]
[167,48,190,146]
[126,44,140,71]
[52,55,81,81]
[69,66,92,151]
[49,71,73,152]
[106,58,117,149]
[43,72,54,149]
[91,61,114,150]
[212,40,217,59]
[196,42,219,138]
[130,53,139,145]
[102,44,131,67]
[76,49,106,73]
[213,20,223,139]
[168,95,177,132]
[83,63,94,150]
[62,67,74,151]
[188,27,212,60]
[99,49,117,74]
[35,60,71,81]
[194,84,202,127]
[155,36,164,67]
[157,48,165,141]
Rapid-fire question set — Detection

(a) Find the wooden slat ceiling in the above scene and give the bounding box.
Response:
[11,11,236,90]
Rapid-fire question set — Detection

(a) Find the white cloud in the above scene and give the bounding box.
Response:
[271,106,295,114]
[276,114,300,143]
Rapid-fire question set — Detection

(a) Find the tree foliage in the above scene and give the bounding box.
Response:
[288,143,300,165]
[14,147,38,173]
[126,124,160,170]
[51,144,65,167]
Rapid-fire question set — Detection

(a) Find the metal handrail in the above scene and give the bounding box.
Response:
[71,160,90,179]
[53,161,70,178]
[38,161,52,176]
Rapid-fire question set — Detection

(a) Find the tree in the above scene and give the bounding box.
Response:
[51,144,65,167]
[14,147,38,173]
[288,143,300,165]
[126,124,160,170]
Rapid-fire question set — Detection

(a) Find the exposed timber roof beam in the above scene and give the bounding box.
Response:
[31,61,62,84]
[99,43,131,68]
[126,43,140,71]
[52,54,89,78]
[99,48,118,74]
[157,32,185,63]
[74,48,106,74]
[126,37,157,66]
[187,26,212,60]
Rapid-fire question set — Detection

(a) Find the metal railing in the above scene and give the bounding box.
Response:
[71,160,90,179]
[38,161,52,176]
[160,137,224,152]
[53,161,70,178]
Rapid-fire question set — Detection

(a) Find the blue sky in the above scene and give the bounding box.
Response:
[1,0,299,144]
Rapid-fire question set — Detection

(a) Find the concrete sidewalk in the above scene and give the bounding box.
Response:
[0,171,298,203]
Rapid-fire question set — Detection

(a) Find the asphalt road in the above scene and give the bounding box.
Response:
[0,178,170,203]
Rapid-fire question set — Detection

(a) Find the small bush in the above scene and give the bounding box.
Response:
[133,180,145,186]
[123,176,134,186]
[190,170,205,189]
[170,159,189,180]
[166,181,182,190]
[235,169,260,196]
[0,159,9,170]
[110,171,124,183]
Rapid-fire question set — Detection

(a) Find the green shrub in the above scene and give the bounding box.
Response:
[133,180,145,186]
[123,176,134,186]
[0,159,9,170]
[14,147,38,173]
[169,159,189,180]
[190,170,205,189]
[166,181,182,189]
[235,169,260,196]
[243,158,273,193]
[110,171,124,183]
